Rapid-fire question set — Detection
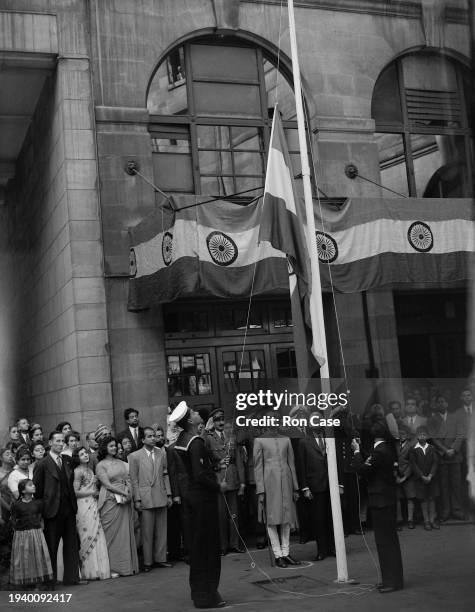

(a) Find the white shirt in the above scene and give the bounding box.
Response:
[414,442,429,455]
[373,440,385,449]
[463,404,473,415]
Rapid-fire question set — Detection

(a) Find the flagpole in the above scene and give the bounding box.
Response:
[287,0,350,582]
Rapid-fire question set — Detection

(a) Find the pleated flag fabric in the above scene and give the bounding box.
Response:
[128,196,289,310]
[258,110,323,375]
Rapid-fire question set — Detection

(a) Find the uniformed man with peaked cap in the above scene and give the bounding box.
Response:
[170,401,228,609]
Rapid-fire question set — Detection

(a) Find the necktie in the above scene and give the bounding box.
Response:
[56,455,62,469]
[133,429,138,445]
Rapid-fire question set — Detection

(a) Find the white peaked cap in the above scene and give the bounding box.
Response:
[169,400,190,424]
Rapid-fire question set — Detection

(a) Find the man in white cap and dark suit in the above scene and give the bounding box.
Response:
[170,401,228,609]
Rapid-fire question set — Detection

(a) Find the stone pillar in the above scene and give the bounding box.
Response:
[95,107,169,432]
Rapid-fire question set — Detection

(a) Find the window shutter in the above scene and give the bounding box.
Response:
[405,89,462,127]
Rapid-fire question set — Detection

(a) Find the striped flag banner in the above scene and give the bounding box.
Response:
[315,198,474,291]
[128,196,473,309]
[128,196,288,310]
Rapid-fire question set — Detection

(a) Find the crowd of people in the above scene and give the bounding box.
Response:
[0,386,472,604]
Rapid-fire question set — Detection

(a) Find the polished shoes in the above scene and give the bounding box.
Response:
[282,555,301,565]
[275,557,288,568]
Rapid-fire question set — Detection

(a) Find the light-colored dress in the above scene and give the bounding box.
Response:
[96,459,138,576]
[74,467,111,580]
[7,466,34,499]
[253,436,299,527]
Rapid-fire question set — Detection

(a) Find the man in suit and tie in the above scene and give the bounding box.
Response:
[16,417,30,445]
[85,431,99,472]
[129,427,173,572]
[298,410,335,560]
[116,408,144,453]
[33,431,84,586]
[351,420,403,593]
[402,397,427,436]
[428,394,465,521]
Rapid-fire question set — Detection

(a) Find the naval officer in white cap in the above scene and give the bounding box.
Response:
[170,401,228,609]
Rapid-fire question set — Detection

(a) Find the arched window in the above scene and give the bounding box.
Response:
[372,52,472,198]
[147,37,298,200]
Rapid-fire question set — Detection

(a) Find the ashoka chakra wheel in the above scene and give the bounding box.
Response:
[206,231,238,266]
[129,248,137,277]
[162,231,173,266]
[407,221,433,252]
[315,231,338,263]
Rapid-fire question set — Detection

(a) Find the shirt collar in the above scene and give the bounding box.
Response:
[414,442,428,452]
[373,440,385,449]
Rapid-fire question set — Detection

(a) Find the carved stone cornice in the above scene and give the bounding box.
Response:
[241,0,468,24]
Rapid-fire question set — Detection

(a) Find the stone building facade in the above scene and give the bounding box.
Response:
[0,0,471,435]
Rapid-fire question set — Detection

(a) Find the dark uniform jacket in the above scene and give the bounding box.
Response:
[205,430,245,490]
[172,431,220,497]
[351,441,397,508]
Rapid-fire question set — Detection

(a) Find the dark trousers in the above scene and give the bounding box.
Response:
[167,502,183,560]
[181,496,193,558]
[439,462,463,519]
[296,496,312,541]
[371,504,403,589]
[188,492,221,607]
[342,473,361,533]
[310,491,334,556]
[44,507,79,584]
[217,489,239,552]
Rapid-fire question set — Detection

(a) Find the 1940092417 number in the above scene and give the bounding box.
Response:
[8,593,72,603]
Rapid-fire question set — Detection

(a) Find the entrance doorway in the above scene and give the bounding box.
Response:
[394,289,472,378]
[164,299,297,413]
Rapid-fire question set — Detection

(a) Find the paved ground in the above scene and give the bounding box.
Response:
[2,522,474,612]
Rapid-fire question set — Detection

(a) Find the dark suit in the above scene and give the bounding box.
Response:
[428,409,465,519]
[352,442,403,590]
[116,426,144,452]
[33,453,79,584]
[298,435,334,556]
[335,412,361,534]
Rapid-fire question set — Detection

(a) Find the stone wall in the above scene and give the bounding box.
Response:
[1,45,113,437]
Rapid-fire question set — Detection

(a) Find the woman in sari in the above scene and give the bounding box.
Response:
[96,437,138,577]
[73,447,111,580]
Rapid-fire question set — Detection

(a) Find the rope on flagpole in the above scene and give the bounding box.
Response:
[303,77,382,585]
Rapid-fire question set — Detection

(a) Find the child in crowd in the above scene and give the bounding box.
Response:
[9,479,53,589]
[395,424,414,529]
[409,426,440,530]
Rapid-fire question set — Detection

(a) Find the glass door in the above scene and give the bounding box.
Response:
[216,344,271,415]
[166,349,219,409]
